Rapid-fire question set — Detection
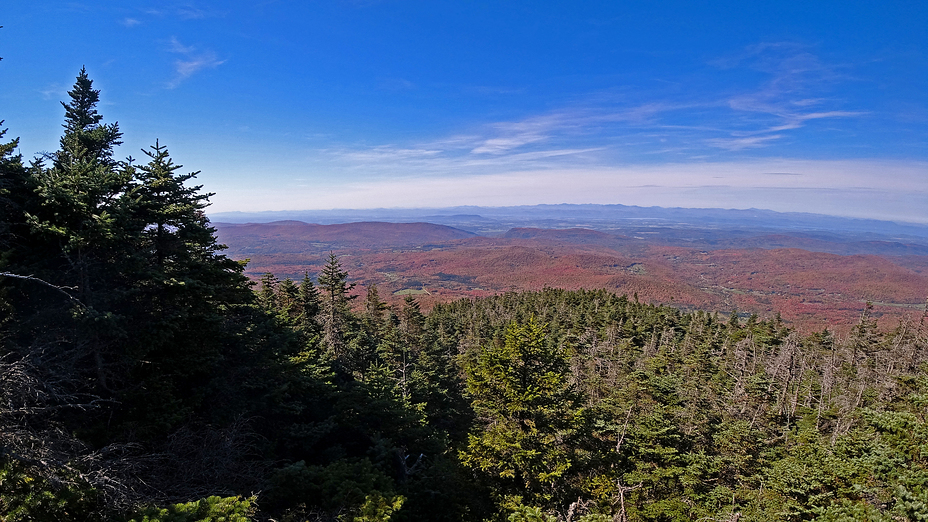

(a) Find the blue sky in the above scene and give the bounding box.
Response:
[2,1,927,222]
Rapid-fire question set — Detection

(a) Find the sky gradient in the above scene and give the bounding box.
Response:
[2,1,927,222]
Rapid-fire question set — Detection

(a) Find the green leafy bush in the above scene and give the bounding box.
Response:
[127,495,255,522]
[0,458,100,522]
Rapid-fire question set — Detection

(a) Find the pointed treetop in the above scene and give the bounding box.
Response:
[54,68,122,169]
[62,67,103,132]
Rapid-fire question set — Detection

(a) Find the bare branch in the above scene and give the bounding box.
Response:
[0,271,83,307]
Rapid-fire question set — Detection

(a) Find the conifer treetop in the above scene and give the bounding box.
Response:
[62,66,103,132]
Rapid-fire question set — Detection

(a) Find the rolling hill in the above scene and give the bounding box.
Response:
[214,220,928,333]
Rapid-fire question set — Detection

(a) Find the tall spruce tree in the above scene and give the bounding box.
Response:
[0,69,137,516]
[8,68,131,396]
[257,272,280,311]
[461,318,585,513]
[317,253,356,356]
[40,68,126,287]
[298,272,322,340]
[276,278,300,323]
[116,140,258,438]
[0,123,23,262]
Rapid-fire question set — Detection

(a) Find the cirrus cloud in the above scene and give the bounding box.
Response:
[165,36,225,88]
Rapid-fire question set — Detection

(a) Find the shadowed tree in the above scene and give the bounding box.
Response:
[317,253,356,357]
[115,140,258,439]
[10,68,129,395]
[297,272,322,341]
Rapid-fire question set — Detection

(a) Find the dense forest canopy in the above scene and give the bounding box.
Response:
[3,71,928,522]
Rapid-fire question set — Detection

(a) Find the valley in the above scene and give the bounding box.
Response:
[215,220,928,333]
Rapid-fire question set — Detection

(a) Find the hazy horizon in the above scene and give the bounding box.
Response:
[3,2,926,221]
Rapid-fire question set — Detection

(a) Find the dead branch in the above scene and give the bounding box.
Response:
[0,271,83,307]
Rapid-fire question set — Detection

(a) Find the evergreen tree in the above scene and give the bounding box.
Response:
[38,67,127,297]
[377,310,414,401]
[56,68,122,167]
[461,317,584,513]
[117,140,258,438]
[131,140,213,267]
[363,284,388,332]
[257,272,280,311]
[342,284,389,378]
[400,295,425,356]
[317,253,356,356]
[276,277,300,323]
[6,68,130,397]
[0,123,25,298]
[297,272,322,340]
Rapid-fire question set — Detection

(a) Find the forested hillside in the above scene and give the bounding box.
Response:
[3,71,928,522]
[213,220,928,332]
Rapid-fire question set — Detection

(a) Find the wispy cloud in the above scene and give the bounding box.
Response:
[377,77,415,91]
[300,41,872,190]
[168,37,196,54]
[471,136,547,155]
[38,83,69,100]
[176,5,211,19]
[165,37,225,88]
[464,103,692,156]
[338,146,442,163]
[121,17,141,27]
[707,135,784,151]
[145,4,224,20]
[323,137,606,177]
[708,42,864,148]
[470,113,564,154]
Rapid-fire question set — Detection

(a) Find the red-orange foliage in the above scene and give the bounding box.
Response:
[215,222,928,334]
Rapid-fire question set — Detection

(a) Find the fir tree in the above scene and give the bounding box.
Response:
[297,272,322,340]
[131,140,213,267]
[362,284,388,332]
[118,140,256,438]
[257,272,280,311]
[276,278,300,323]
[317,253,356,356]
[461,317,584,512]
[11,69,131,395]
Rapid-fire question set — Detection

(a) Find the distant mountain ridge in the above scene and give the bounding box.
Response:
[499,227,928,257]
[215,219,928,261]
[215,221,476,255]
[210,203,928,241]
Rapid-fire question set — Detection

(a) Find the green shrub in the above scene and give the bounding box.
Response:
[0,458,100,522]
[127,495,255,522]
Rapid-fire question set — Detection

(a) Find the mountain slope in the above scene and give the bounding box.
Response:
[214,220,928,332]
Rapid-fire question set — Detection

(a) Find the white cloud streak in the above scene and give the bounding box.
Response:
[144,5,224,20]
[38,83,69,100]
[707,42,865,149]
[165,37,225,88]
[206,41,912,221]
[326,43,865,170]
[707,135,784,151]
